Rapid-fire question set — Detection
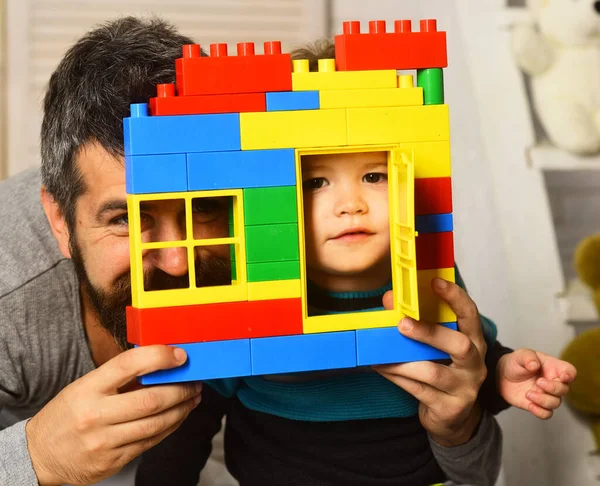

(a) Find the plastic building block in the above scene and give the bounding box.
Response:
[334,19,448,71]
[415,177,453,215]
[245,223,299,263]
[150,84,266,116]
[246,261,301,282]
[187,149,296,191]
[356,323,458,366]
[248,279,301,301]
[127,298,303,346]
[292,58,397,91]
[124,104,241,156]
[127,190,248,309]
[126,154,187,194]
[400,141,451,178]
[346,105,450,146]
[415,213,453,233]
[250,331,357,375]
[418,267,457,323]
[266,91,320,111]
[176,42,292,96]
[243,186,298,226]
[240,109,347,150]
[319,83,423,109]
[417,68,444,105]
[139,339,252,384]
[416,232,455,270]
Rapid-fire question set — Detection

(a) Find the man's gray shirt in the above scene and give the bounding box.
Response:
[0,168,502,486]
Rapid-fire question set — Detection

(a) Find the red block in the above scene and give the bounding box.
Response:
[127,298,303,346]
[150,84,266,116]
[416,232,454,270]
[335,19,447,71]
[415,177,453,215]
[176,42,292,96]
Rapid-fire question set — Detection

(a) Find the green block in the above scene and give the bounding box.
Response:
[245,223,299,263]
[244,186,298,226]
[417,68,444,105]
[230,245,237,280]
[247,261,301,282]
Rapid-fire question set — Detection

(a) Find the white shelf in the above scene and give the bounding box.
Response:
[528,144,600,171]
[557,278,599,333]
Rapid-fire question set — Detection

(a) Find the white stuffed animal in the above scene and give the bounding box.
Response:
[512,0,600,155]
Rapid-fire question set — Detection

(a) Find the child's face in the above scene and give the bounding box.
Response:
[302,151,391,291]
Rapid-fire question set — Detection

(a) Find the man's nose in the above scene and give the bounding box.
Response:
[150,246,189,277]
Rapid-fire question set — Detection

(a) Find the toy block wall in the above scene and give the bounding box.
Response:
[124,19,458,384]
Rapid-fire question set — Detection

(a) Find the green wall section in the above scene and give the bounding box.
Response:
[243,186,298,226]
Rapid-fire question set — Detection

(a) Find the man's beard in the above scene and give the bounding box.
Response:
[69,238,232,351]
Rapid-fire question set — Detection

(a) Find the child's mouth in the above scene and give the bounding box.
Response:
[331,228,373,241]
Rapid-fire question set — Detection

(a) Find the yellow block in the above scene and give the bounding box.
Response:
[297,146,419,334]
[292,58,397,91]
[417,268,457,323]
[404,141,452,178]
[128,190,248,309]
[248,279,302,301]
[320,87,423,109]
[240,109,347,150]
[346,105,450,146]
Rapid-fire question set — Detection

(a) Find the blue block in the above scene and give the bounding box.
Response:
[124,103,241,156]
[356,322,458,366]
[251,331,357,375]
[188,149,296,190]
[126,154,187,194]
[139,339,252,384]
[415,213,453,233]
[266,91,320,111]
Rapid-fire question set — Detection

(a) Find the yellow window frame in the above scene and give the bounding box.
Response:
[295,145,419,334]
[127,189,247,309]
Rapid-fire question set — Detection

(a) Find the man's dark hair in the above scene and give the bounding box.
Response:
[40,16,195,231]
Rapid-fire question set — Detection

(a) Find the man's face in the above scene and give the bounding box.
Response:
[301,151,392,291]
[64,143,232,349]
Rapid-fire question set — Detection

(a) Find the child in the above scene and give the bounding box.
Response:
[135,43,576,486]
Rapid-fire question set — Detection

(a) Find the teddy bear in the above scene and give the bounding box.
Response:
[511,0,600,155]
[574,233,600,314]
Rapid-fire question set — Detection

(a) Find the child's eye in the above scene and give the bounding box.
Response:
[363,173,388,184]
[192,198,222,223]
[303,178,328,191]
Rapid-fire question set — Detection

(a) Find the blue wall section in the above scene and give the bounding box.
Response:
[266,91,320,111]
[188,149,296,190]
[126,153,187,194]
[415,213,453,233]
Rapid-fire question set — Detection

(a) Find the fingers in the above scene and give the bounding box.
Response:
[398,317,482,370]
[91,346,188,394]
[110,394,201,448]
[103,382,202,424]
[536,351,578,382]
[375,369,443,406]
[527,390,562,410]
[528,402,553,420]
[382,290,394,311]
[375,361,459,396]
[431,279,486,353]
[536,378,570,397]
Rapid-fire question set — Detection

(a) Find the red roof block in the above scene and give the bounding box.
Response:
[335,19,448,71]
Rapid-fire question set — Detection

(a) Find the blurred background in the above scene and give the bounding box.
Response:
[2,0,600,485]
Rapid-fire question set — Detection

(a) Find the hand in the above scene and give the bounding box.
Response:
[376,278,488,447]
[496,348,576,420]
[26,345,202,485]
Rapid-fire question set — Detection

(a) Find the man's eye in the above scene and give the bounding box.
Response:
[192,198,221,223]
[110,214,129,226]
[363,173,387,184]
[303,178,327,190]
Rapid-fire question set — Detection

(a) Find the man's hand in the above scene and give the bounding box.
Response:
[496,348,576,419]
[26,345,202,486]
[376,278,488,447]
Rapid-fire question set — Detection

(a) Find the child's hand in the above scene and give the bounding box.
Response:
[496,349,576,420]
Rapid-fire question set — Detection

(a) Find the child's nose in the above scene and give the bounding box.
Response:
[336,192,368,215]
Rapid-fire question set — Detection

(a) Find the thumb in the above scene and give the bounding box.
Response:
[383,290,394,310]
[510,348,541,380]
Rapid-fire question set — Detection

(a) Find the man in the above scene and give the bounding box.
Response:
[0,16,504,486]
